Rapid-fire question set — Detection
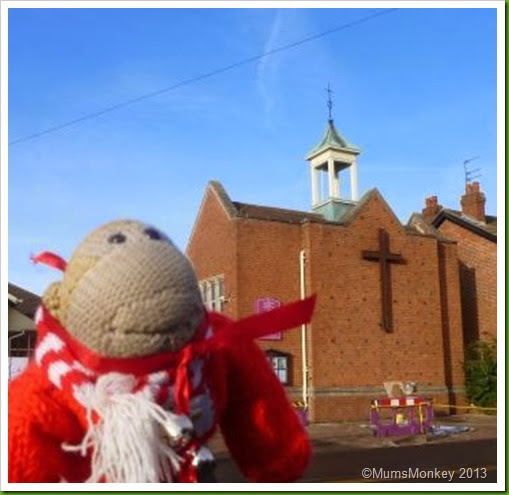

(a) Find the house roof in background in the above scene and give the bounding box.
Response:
[432,209,497,242]
[8,283,41,318]
[406,213,454,241]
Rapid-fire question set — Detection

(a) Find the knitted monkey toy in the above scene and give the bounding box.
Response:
[8,219,314,483]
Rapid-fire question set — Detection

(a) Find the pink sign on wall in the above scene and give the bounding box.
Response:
[254,297,283,340]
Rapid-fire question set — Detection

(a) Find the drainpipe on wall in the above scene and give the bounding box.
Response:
[8,330,26,380]
[299,250,309,409]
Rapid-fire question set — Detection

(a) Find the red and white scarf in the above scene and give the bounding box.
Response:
[35,305,212,483]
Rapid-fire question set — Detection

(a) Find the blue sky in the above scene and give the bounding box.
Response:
[6,4,499,295]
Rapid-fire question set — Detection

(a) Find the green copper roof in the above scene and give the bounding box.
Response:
[306,119,358,158]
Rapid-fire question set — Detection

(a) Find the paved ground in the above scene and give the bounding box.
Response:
[301,413,497,452]
[208,414,498,483]
[209,413,497,455]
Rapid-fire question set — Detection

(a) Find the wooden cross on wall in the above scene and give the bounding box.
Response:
[362,229,406,333]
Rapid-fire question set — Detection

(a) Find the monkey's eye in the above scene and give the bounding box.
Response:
[108,232,127,244]
[144,227,163,240]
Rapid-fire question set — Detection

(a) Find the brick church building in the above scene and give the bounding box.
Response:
[187,119,471,422]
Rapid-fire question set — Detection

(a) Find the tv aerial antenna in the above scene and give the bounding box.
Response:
[463,156,482,185]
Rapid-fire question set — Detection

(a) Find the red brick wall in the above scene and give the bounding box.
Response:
[236,218,306,390]
[437,241,466,408]
[186,185,238,317]
[306,195,446,387]
[300,194,466,420]
[437,220,497,344]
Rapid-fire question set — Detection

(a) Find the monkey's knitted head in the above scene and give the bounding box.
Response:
[42,219,204,358]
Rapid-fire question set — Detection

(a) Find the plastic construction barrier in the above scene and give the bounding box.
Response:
[293,401,309,426]
[370,396,434,437]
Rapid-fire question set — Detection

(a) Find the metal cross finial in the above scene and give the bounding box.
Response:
[326,83,334,120]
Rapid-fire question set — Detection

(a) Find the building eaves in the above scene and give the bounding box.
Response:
[8,283,41,319]
[432,209,497,243]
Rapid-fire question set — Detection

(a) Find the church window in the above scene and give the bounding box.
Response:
[210,279,216,306]
[266,350,291,385]
[199,276,225,312]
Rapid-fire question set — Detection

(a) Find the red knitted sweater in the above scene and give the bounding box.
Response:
[9,312,311,483]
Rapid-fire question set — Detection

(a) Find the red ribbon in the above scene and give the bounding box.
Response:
[31,251,67,272]
[174,346,194,416]
[205,294,316,348]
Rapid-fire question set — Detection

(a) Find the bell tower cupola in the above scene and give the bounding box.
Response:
[306,84,361,221]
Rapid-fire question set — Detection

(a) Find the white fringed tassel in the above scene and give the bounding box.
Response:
[62,373,187,483]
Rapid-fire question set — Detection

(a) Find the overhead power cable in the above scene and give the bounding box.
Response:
[9,8,398,147]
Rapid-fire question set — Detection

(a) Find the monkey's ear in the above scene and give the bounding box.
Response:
[42,281,63,323]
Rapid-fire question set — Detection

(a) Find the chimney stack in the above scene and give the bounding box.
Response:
[461,181,486,222]
[422,195,442,222]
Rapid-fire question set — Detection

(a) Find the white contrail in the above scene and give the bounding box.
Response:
[257,9,284,126]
